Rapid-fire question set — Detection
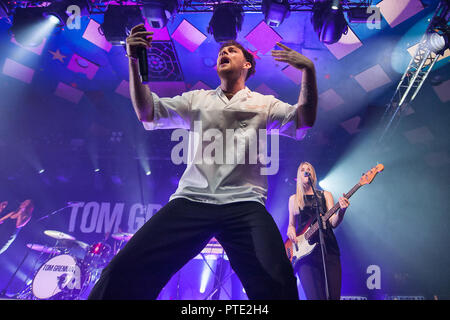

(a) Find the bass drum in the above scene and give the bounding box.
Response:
[32,254,86,300]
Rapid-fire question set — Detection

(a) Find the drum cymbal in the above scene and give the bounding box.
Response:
[27,243,61,254]
[111,232,133,242]
[44,230,76,241]
[75,240,90,250]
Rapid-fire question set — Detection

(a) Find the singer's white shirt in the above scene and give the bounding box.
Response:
[142,87,307,206]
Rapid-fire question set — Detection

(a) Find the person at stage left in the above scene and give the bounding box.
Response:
[0,200,34,255]
[287,162,349,300]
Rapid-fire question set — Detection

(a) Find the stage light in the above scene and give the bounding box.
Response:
[427,28,449,55]
[10,7,50,47]
[101,5,145,46]
[331,0,340,11]
[38,169,45,174]
[311,0,349,44]
[47,14,61,26]
[207,2,244,43]
[146,170,151,176]
[44,0,90,28]
[42,7,66,27]
[94,168,100,173]
[142,0,179,29]
[262,0,290,27]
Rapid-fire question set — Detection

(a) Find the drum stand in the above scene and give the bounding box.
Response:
[201,252,234,300]
[0,247,31,298]
[0,204,72,299]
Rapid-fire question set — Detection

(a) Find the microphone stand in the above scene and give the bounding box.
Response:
[0,204,73,298]
[307,174,330,300]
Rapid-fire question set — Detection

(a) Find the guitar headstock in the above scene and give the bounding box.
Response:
[359,164,384,186]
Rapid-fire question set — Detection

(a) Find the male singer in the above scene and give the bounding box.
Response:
[88,23,318,300]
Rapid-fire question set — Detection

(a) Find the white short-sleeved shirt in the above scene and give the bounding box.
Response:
[143,86,307,206]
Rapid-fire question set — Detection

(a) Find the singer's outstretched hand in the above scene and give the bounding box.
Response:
[126,24,154,59]
[271,42,314,71]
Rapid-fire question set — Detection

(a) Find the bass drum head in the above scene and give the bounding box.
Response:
[32,254,84,299]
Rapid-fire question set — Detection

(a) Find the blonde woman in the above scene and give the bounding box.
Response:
[0,199,34,255]
[287,162,349,300]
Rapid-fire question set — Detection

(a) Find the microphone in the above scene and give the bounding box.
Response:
[137,46,149,84]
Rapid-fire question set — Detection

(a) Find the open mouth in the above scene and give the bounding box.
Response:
[219,56,230,66]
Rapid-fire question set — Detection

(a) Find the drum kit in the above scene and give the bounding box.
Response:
[15,230,133,300]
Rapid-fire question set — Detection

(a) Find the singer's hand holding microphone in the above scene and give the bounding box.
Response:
[126,23,154,84]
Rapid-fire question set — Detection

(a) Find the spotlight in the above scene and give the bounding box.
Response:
[101,5,145,46]
[10,7,48,47]
[208,2,244,43]
[142,0,179,29]
[42,0,90,28]
[46,14,61,26]
[311,0,348,44]
[262,0,290,27]
[42,6,67,27]
[331,0,340,11]
[427,27,449,55]
[146,170,151,176]
[94,168,100,173]
[38,169,45,174]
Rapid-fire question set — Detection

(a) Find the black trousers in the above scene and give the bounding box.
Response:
[296,251,342,300]
[88,198,298,300]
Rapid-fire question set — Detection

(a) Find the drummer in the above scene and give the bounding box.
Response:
[0,200,34,255]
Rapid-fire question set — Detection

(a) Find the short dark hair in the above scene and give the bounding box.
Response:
[219,40,256,80]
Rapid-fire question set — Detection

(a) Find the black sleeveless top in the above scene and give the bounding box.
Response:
[295,190,340,257]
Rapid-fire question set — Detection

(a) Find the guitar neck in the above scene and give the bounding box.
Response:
[0,212,14,224]
[304,183,361,240]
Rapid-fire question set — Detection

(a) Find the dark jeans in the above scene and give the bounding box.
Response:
[296,251,342,300]
[88,198,298,300]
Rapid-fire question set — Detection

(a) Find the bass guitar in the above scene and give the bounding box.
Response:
[285,164,384,267]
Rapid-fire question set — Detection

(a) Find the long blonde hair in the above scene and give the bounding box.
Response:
[295,162,317,210]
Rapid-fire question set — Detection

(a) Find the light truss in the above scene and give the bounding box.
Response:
[5,0,373,14]
[178,1,372,13]
[377,0,449,145]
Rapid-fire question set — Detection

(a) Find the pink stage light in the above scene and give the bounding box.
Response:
[115,80,130,99]
[54,82,84,104]
[171,19,207,52]
[254,83,279,98]
[190,81,212,91]
[324,27,363,60]
[67,53,99,80]
[2,58,35,83]
[377,0,424,28]
[340,116,361,135]
[282,65,302,85]
[353,64,392,92]
[319,89,345,112]
[245,21,283,55]
[403,126,434,144]
[82,19,112,52]
[151,81,187,97]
